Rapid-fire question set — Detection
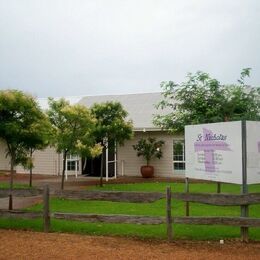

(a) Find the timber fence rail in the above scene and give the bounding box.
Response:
[0,188,43,198]
[0,188,165,202]
[166,187,260,242]
[0,185,166,233]
[53,190,165,203]
[1,186,260,242]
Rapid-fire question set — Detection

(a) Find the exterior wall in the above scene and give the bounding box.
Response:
[1,132,184,177]
[15,147,82,176]
[0,140,10,171]
[16,147,62,175]
[117,131,183,178]
[0,140,61,175]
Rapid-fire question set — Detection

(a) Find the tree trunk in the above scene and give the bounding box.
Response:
[61,151,68,190]
[9,157,15,210]
[99,149,104,187]
[29,149,33,187]
[29,168,33,187]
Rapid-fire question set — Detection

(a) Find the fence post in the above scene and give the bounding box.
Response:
[185,178,190,216]
[166,186,173,241]
[43,185,50,232]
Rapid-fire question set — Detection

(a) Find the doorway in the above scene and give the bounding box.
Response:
[82,145,117,178]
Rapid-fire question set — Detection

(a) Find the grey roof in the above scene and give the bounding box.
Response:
[37,96,84,110]
[78,92,168,130]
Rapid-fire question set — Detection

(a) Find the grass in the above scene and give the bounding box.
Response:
[3,218,260,240]
[0,183,33,189]
[88,182,260,193]
[0,182,260,240]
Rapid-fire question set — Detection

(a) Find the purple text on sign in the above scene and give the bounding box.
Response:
[194,128,231,173]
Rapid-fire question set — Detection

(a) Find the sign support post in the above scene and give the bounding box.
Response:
[217,182,221,193]
[185,177,190,216]
[241,120,249,242]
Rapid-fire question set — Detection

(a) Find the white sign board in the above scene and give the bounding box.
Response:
[185,121,260,184]
[246,121,260,184]
[185,121,243,184]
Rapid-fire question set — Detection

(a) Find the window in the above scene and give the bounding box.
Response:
[173,141,185,172]
[66,154,79,171]
[67,160,78,171]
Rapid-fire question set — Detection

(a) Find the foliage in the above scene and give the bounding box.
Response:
[173,141,184,155]
[90,101,133,186]
[48,98,98,156]
[154,69,260,133]
[47,98,99,189]
[0,90,48,164]
[76,140,103,158]
[23,106,52,186]
[90,101,133,146]
[0,89,51,207]
[23,114,52,155]
[133,137,164,165]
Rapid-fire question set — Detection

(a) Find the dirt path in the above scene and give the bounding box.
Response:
[0,230,260,260]
[0,196,42,210]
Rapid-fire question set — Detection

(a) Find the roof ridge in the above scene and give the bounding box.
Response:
[38,91,162,100]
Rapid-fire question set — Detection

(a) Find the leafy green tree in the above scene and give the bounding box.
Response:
[48,98,100,190]
[154,69,260,133]
[90,101,133,186]
[23,115,53,187]
[91,101,133,145]
[0,90,50,209]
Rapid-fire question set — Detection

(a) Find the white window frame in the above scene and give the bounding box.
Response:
[173,141,186,173]
[65,154,80,180]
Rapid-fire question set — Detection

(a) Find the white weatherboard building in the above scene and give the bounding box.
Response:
[0,93,185,179]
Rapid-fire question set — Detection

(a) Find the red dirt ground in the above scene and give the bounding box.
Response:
[0,230,260,260]
[1,174,260,259]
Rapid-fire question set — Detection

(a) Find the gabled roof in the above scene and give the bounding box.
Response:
[37,96,83,110]
[78,92,167,131]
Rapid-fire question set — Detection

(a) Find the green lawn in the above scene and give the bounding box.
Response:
[0,183,32,189]
[0,182,260,240]
[87,182,260,193]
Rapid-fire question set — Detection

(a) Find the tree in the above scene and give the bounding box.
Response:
[0,90,50,209]
[23,115,52,187]
[133,137,164,166]
[154,69,260,133]
[47,98,100,190]
[91,101,133,145]
[90,101,133,186]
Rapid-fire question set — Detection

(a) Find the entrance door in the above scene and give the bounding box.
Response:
[82,145,117,178]
[82,156,101,177]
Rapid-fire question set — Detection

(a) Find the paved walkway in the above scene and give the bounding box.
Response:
[0,174,96,210]
[0,196,42,210]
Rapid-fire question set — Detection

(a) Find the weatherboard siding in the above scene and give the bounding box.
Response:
[117,132,174,177]
[0,140,10,171]
[16,148,82,176]
[15,147,61,175]
[1,132,183,177]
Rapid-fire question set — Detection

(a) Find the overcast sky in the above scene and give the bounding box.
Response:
[0,0,260,99]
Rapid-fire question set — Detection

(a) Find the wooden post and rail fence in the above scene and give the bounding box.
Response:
[1,185,260,242]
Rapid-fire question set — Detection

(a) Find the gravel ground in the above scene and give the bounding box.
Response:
[1,174,260,259]
[0,230,260,260]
